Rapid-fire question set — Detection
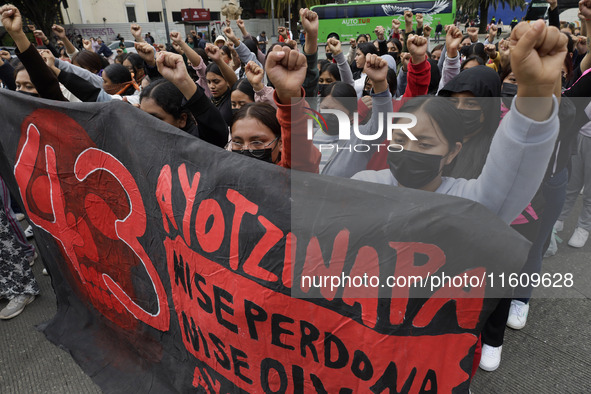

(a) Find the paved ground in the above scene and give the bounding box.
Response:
[1,195,589,393]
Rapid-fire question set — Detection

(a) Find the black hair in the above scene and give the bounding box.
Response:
[115,53,128,64]
[243,38,258,55]
[72,50,103,73]
[220,45,232,59]
[104,63,136,96]
[206,62,223,77]
[317,59,330,70]
[357,42,378,56]
[399,96,464,149]
[104,63,133,84]
[124,53,144,74]
[195,48,210,65]
[99,56,110,70]
[140,79,193,131]
[232,78,255,102]
[319,62,341,82]
[427,58,441,95]
[460,55,485,71]
[322,82,358,115]
[356,34,368,42]
[388,38,402,52]
[232,102,280,136]
[387,68,397,97]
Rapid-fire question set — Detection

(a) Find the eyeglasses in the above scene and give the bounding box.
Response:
[226,136,279,157]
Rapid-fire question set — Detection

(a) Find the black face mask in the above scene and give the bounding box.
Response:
[326,53,333,61]
[18,91,39,98]
[318,84,329,97]
[388,149,444,189]
[389,52,400,64]
[457,109,482,135]
[231,108,239,116]
[321,113,342,136]
[501,83,517,108]
[232,148,275,163]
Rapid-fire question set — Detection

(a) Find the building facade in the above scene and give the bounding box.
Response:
[61,0,223,25]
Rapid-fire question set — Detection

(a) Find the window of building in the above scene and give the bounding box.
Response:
[126,6,137,22]
[147,11,162,22]
[172,12,182,22]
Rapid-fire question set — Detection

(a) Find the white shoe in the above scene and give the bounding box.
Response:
[507,300,529,330]
[24,225,34,239]
[15,213,25,221]
[554,220,564,232]
[568,227,589,248]
[0,294,35,319]
[479,344,502,372]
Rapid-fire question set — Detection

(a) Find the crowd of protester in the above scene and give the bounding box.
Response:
[1,0,590,382]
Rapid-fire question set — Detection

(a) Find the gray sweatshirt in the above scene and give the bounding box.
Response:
[314,89,394,178]
[352,97,560,224]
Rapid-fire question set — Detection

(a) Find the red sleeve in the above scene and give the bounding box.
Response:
[274,88,321,173]
[403,55,430,98]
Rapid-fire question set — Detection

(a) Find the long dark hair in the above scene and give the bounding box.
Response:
[322,82,358,115]
[103,63,136,96]
[72,50,102,74]
[398,96,464,150]
[232,78,255,102]
[140,79,193,131]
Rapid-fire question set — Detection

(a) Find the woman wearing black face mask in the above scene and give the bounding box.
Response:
[229,103,282,163]
[229,46,321,172]
[438,66,501,180]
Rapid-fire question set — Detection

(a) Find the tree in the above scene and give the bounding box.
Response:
[458,0,526,33]
[260,0,323,38]
[0,0,62,40]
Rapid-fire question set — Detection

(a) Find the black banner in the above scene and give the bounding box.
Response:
[0,90,530,393]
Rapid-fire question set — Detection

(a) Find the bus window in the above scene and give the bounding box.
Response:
[323,7,337,19]
[524,0,549,21]
[336,7,348,18]
[354,4,374,18]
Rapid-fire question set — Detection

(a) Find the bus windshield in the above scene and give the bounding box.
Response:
[524,0,549,20]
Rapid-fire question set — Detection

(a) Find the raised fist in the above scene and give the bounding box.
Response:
[265,46,307,103]
[407,34,428,63]
[404,10,413,25]
[0,5,23,34]
[52,24,66,39]
[130,23,142,40]
[300,8,319,34]
[170,31,182,44]
[326,37,342,55]
[135,42,155,66]
[423,25,432,37]
[467,27,479,42]
[392,19,401,31]
[82,39,93,51]
[510,20,567,91]
[245,60,264,90]
[416,13,424,26]
[363,53,388,84]
[205,43,222,62]
[156,51,190,86]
